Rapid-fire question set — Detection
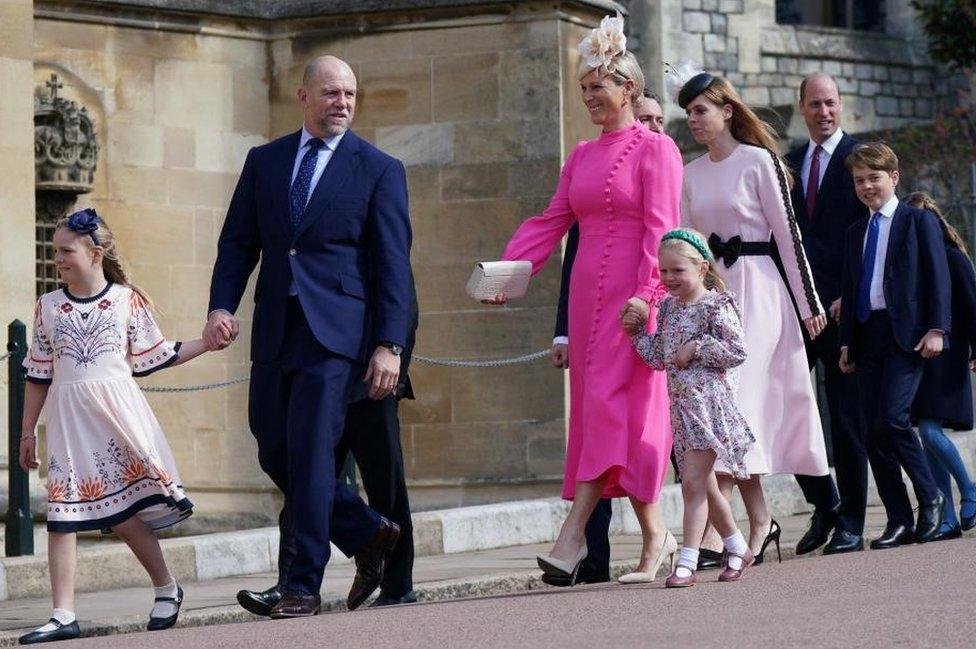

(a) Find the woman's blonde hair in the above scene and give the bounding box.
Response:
[659,228,727,292]
[692,76,792,188]
[578,51,646,107]
[55,213,155,310]
[906,191,970,258]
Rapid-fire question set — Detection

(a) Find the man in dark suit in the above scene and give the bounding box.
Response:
[543,90,667,586]
[205,55,412,617]
[339,277,419,607]
[839,141,948,548]
[784,73,870,555]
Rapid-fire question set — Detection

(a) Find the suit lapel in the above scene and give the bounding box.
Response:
[884,203,909,280]
[785,147,807,223]
[851,218,868,281]
[274,130,302,239]
[294,130,361,241]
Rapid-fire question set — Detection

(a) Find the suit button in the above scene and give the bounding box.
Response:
[289,249,297,256]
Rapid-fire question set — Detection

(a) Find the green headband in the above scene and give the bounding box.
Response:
[661,229,712,261]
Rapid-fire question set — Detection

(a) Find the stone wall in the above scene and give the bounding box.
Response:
[0,0,37,465]
[31,12,275,524]
[651,0,939,139]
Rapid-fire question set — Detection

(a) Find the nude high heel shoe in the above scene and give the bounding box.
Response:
[618,530,678,584]
[537,544,588,585]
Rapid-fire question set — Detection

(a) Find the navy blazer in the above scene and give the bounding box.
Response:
[553,223,580,339]
[839,202,951,358]
[209,128,413,363]
[785,133,868,307]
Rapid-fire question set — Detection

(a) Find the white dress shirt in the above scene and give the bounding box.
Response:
[553,335,568,346]
[291,127,345,206]
[863,194,899,311]
[800,128,844,196]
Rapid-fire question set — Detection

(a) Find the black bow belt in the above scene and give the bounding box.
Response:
[707,234,773,268]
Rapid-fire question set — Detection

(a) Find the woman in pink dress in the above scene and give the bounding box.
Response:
[484,16,682,582]
[677,72,830,558]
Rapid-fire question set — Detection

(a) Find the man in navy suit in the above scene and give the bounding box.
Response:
[205,55,413,617]
[839,142,948,548]
[785,73,870,555]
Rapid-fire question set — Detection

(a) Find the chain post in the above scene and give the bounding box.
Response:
[7,320,34,556]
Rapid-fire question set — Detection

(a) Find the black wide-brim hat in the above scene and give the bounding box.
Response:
[678,72,716,109]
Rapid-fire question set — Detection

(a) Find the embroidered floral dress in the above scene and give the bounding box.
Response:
[632,290,754,479]
[23,283,192,532]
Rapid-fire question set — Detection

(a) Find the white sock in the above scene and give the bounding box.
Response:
[674,547,699,578]
[151,580,180,619]
[35,608,75,632]
[722,531,749,570]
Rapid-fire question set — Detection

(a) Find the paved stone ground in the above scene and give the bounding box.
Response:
[0,506,970,647]
[44,534,976,648]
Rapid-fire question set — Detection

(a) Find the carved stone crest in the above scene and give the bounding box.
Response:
[34,74,99,193]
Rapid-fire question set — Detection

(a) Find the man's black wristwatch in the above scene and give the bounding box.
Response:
[378,341,403,356]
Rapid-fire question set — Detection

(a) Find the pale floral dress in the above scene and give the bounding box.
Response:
[633,290,754,479]
[23,283,192,532]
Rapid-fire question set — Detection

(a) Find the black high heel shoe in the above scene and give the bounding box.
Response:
[753,519,782,566]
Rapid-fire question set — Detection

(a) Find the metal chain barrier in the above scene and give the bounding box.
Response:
[0,333,549,392]
[136,350,551,392]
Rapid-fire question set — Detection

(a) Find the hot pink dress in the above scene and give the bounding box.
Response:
[502,122,682,502]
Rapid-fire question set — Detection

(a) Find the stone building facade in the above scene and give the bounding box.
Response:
[0,0,948,528]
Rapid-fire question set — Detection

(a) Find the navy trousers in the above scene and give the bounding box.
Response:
[796,321,869,535]
[582,499,612,572]
[250,298,381,595]
[337,396,414,597]
[857,311,940,527]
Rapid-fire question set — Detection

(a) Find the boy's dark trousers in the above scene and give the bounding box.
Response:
[857,311,941,527]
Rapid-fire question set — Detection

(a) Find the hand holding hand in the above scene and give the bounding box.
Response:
[481,292,508,306]
[804,313,827,339]
[619,297,649,335]
[204,310,238,351]
[839,348,855,374]
[364,346,402,400]
[829,298,842,324]
[671,340,699,369]
[914,330,944,359]
[19,435,38,471]
[550,343,569,369]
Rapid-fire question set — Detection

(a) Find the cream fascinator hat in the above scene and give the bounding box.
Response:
[578,13,628,73]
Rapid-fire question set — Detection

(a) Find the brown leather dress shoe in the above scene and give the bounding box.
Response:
[347,518,401,611]
[269,592,321,619]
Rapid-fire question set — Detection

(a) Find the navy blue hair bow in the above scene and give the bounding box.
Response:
[66,208,101,246]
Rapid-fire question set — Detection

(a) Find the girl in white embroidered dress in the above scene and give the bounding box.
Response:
[18,210,221,643]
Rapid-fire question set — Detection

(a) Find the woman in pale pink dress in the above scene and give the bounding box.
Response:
[484,16,682,582]
[677,72,830,559]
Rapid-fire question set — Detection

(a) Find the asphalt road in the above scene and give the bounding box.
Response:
[56,535,976,648]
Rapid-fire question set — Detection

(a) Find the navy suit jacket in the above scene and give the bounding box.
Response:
[209,128,413,363]
[554,223,579,338]
[785,133,868,307]
[839,202,951,359]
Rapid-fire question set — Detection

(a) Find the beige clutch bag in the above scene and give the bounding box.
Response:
[466,260,533,300]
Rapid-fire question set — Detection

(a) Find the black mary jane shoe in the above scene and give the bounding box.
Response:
[19,619,81,644]
[147,583,184,631]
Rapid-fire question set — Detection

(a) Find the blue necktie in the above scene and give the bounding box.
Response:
[290,138,324,229]
[855,213,882,323]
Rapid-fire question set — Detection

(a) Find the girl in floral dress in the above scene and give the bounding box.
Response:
[622,229,755,588]
[18,209,219,644]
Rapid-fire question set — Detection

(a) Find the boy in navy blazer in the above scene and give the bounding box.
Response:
[839,142,949,548]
